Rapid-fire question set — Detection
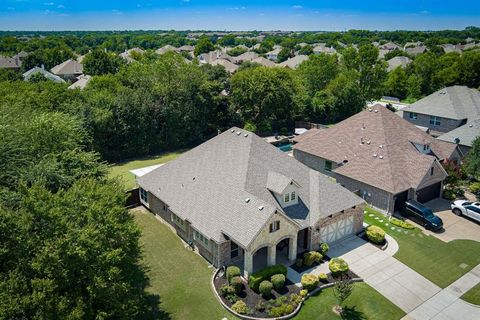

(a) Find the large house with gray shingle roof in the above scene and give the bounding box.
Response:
[403,86,480,136]
[137,127,364,276]
[293,106,462,214]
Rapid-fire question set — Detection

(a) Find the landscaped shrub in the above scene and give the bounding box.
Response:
[366,225,386,244]
[390,217,415,229]
[271,274,286,291]
[301,273,319,292]
[318,272,328,282]
[299,289,308,297]
[219,285,239,303]
[289,293,303,305]
[470,182,480,199]
[295,258,303,268]
[303,251,322,267]
[319,242,329,255]
[230,276,243,294]
[232,300,248,315]
[259,280,273,298]
[248,264,287,291]
[329,258,349,277]
[268,303,295,317]
[255,300,266,312]
[226,265,241,283]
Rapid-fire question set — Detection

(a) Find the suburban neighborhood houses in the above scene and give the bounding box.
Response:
[1,8,480,319]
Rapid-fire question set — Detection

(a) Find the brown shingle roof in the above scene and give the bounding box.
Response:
[294,106,452,193]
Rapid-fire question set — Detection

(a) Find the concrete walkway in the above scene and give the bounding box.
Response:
[404,264,480,320]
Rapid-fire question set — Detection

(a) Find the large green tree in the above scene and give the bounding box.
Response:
[466,137,480,179]
[385,67,408,100]
[194,37,214,56]
[83,49,123,76]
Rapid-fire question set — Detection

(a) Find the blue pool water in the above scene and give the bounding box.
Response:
[277,143,293,152]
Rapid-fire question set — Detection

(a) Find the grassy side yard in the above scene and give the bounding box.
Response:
[133,208,234,320]
[109,150,186,190]
[461,283,480,305]
[364,207,480,288]
[296,282,405,320]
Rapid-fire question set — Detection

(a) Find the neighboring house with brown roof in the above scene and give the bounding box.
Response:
[387,56,412,72]
[0,56,20,70]
[68,74,92,90]
[266,47,281,61]
[155,45,176,55]
[405,45,427,56]
[233,51,259,64]
[50,59,83,81]
[210,58,238,73]
[251,56,277,67]
[402,86,480,135]
[137,127,364,276]
[278,55,309,69]
[293,106,462,214]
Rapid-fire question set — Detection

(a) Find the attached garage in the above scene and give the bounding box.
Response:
[417,182,442,203]
[319,215,355,244]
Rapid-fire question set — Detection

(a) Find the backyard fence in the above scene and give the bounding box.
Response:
[295,121,328,130]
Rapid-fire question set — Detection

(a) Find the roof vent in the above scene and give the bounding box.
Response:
[379,144,383,148]
[236,131,241,136]
[231,129,235,133]
[373,154,377,157]
[374,109,378,113]
[366,140,371,145]
[245,198,250,203]
[379,155,384,159]
[360,137,364,145]
[469,124,473,128]
[192,177,196,180]
[244,133,248,137]
[368,108,372,112]
[258,206,264,211]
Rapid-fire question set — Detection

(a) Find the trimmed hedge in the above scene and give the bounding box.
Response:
[303,251,322,267]
[390,217,415,230]
[329,258,349,277]
[318,272,328,282]
[248,264,287,291]
[226,265,241,283]
[232,300,248,315]
[366,225,386,244]
[271,274,286,290]
[301,273,319,292]
[319,242,330,255]
[259,280,273,298]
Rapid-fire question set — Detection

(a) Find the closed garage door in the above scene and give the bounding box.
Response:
[319,215,354,244]
[417,182,441,203]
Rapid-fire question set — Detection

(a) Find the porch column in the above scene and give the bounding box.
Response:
[267,245,276,266]
[243,250,253,278]
[288,235,298,262]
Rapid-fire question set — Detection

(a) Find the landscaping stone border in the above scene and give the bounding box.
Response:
[211,268,364,320]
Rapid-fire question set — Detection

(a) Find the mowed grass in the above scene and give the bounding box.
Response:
[364,207,480,288]
[109,150,186,190]
[133,208,234,320]
[296,282,405,320]
[462,283,480,305]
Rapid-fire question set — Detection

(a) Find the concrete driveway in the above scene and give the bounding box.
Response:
[328,236,442,314]
[406,198,480,243]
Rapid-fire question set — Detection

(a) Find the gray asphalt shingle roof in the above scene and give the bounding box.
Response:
[437,119,480,147]
[138,128,363,247]
[403,86,480,121]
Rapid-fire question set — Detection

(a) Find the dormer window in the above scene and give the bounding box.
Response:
[284,193,290,203]
[291,192,296,201]
[270,221,280,233]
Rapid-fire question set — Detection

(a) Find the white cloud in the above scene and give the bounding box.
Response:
[112,9,123,15]
[43,2,54,6]
[292,5,303,9]
[57,4,65,9]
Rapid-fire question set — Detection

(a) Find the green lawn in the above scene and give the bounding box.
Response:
[462,283,480,305]
[296,282,405,320]
[134,208,406,320]
[133,208,234,320]
[364,207,480,288]
[109,150,186,190]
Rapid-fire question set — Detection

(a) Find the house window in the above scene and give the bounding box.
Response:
[409,112,418,120]
[231,242,239,258]
[171,213,185,228]
[431,167,434,175]
[284,193,290,203]
[429,116,441,126]
[194,230,209,247]
[270,221,280,233]
[325,160,333,172]
[140,188,148,203]
[291,191,296,201]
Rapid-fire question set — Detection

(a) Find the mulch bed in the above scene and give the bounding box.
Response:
[214,273,300,318]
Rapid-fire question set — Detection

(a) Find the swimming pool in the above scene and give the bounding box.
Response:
[277,143,293,152]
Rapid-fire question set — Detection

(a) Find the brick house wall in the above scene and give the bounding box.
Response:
[293,149,338,176]
[403,111,465,133]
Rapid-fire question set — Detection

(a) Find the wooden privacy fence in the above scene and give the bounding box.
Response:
[295,121,328,129]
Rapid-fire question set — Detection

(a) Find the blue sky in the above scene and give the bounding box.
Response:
[0,1,479,31]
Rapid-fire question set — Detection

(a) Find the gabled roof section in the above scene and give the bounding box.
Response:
[403,86,480,121]
[50,59,83,75]
[294,106,451,194]
[266,171,299,195]
[138,127,363,247]
[437,119,480,147]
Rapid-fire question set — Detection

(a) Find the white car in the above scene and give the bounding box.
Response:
[451,200,480,223]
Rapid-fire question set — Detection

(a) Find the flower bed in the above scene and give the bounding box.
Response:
[290,250,329,273]
[213,269,301,318]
